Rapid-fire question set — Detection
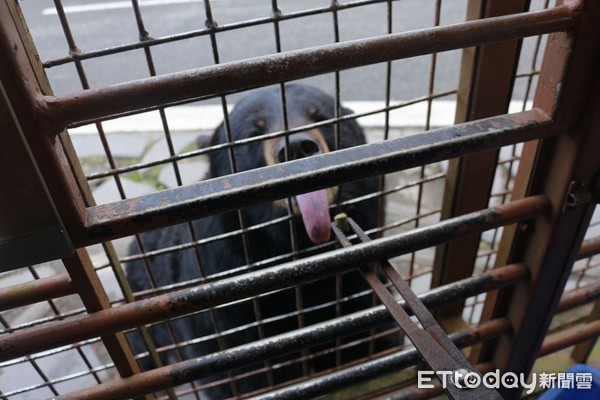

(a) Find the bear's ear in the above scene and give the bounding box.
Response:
[306,105,331,123]
[209,122,226,146]
[196,134,211,149]
[341,106,355,117]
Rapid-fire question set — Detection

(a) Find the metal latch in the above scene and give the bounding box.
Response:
[331,214,502,400]
[564,176,600,211]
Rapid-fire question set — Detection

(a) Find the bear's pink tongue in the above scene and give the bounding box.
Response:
[296,189,331,244]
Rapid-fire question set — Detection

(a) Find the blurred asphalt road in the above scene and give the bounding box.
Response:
[20,0,468,101]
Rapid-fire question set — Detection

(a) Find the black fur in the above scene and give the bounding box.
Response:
[126,85,391,397]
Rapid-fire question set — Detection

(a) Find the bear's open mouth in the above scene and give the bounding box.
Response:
[295,189,331,244]
[263,127,334,244]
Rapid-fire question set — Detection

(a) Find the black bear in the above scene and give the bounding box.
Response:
[126,84,391,397]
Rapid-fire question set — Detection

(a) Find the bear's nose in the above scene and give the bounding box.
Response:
[276,133,322,163]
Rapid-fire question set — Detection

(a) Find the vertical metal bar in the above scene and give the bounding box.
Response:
[521,0,550,112]
[1,0,149,393]
[0,0,87,244]
[129,0,184,186]
[270,0,301,386]
[126,5,205,398]
[375,0,396,356]
[204,1,274,393]
[50,2,169,391]
[271,0,311,379]
[431,0,531,321]
[570,235,600,361]
[333,218,502,399]
[571,301,600,362]
[62,249,152,399]
[378,0,393,234]
[51,0,130,204]
[28,357,60,397]
[409,0,442,290]
[329,0,352,365]
[475,1,600,398]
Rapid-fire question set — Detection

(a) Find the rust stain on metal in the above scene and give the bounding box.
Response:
[0,274,74,311]
[222,177,233,190]
[36,6,576,130]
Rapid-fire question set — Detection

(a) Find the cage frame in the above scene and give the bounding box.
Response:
[1,0,600,399]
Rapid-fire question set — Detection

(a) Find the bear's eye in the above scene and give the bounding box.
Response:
[243,118,267,139]
[307,107,329,123]
[255,118,266,130]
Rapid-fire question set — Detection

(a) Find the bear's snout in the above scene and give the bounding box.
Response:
[275,132,322,163]
[264,128,330,167]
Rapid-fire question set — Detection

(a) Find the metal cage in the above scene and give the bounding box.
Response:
[1,0,599,399]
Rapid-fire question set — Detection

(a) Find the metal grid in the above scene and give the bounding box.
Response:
[1,0,600,399]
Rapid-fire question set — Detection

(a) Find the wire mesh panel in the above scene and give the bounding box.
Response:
[1,0,600,399]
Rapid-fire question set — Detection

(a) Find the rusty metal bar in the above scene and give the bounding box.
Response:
[0,65,73,271]
[577,236,600,259]
[84,110,552,245]
[474,1,600,397]
[244,280,593,400]
[2,0,148,390]
[386,363,496,400]
[0,197,545,362]
[35,5,577,133]
[0,274,74,312]
[570,237,600,363]
[56,318,511,400]
[551,278,600,363]
[248,319,510,400]
[571,301,600,362]
[316,279,600,400]
[556,281,600,313]
[61,249,148,388]
[538,319,600,357]
[570,237,600,361]
[384,277,600,400]
[333,217,502,399]
[431,0,531,319]
[82,89,455,180]
[0,1,85,256]
[0,0,87,247]
[41,0,399,69]
[3,265,522,399]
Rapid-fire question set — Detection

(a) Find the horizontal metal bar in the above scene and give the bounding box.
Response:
[0,196,545,362]
[249,320,511,400]
[42,0,395,69]
[538,319,600,357]
[556,281,600,313]
[387,363,496,400]
[75,263,518,400]
[256,274,600,400]
[0,274,74,312]
[278,278,597,400]
[85,109,552,245]
[56,318,506,400]
[387,278,600,400]
[83,89,456,178]
[36,6,575,133]
[578,237,600,260]
[333,220,501,400]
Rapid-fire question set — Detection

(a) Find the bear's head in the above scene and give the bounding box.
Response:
[206,84,368,245]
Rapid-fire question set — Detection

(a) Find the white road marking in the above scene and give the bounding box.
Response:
[42,0,206,16]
